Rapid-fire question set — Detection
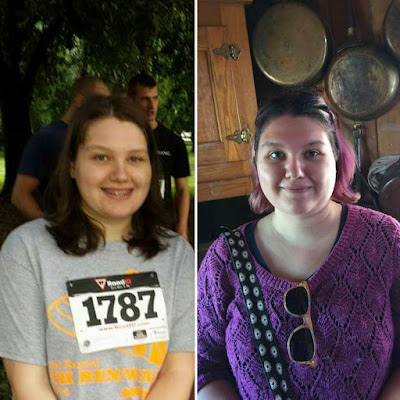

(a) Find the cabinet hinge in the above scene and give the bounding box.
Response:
[226,128,253,144]
[213,43,242,60]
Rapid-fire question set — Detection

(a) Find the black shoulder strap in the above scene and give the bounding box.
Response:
[222,228,293,400]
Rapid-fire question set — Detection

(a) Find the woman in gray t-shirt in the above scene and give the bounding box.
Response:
[0,95,194,400]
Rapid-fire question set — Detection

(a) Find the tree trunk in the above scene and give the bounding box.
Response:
[0,79,32,196]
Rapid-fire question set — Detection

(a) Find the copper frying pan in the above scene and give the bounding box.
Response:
[325,0,399,121]
[383,0,400,63]
[252,1,330,87]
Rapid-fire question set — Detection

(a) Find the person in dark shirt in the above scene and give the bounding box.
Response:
[127,73,190,239]
[11,76,110,219]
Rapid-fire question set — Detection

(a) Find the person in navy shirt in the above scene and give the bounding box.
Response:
[12,76,110,219]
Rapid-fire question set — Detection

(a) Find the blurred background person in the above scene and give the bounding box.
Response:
[127,73,190,239]
[11,76,110,220]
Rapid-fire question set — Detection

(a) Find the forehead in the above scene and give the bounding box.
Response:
[83,117,147,147]
[259,115,331,146]
[135,85,158,98]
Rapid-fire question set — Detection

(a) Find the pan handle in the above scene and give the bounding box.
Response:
[346,0,355,37]
[338,0,362,52]
[352,123,362,167]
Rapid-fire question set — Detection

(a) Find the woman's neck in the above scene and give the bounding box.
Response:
[266,201,342,246]
[104,227,129,242]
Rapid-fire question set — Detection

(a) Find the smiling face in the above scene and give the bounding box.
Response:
[256,115,337,216]
[70,117,152,237]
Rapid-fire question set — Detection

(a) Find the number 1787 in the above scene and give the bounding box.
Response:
[82,290,158,327]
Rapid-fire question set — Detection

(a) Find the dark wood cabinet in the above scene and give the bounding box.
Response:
[198,0,257,202]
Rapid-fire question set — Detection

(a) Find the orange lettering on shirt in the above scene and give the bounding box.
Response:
[105,368,121,382]
[121,367,141,381]
[140,369,156,383]
[60,371,74,385]
[121,386,148,399]
[95,369,106,383]
[79,370,94,384]
[49,370,58,385]
[50,370,74,385]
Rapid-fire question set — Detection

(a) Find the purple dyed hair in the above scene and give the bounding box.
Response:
[249,90,360,214]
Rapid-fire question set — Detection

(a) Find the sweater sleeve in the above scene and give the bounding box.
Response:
[391,221,400,369]
[197,237,237,391]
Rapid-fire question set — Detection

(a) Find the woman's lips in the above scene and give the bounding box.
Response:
[281,186,310,193]
[102,188,133,198]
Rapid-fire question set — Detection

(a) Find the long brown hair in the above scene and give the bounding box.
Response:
[46,95,171,258]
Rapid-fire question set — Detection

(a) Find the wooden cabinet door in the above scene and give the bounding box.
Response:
[198,4,257,202]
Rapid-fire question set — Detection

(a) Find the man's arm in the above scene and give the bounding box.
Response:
[11,174,44,220]
[145,352,194,400]
[174,177,190,239]
[3,359,57,400]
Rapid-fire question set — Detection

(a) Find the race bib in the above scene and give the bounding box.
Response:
[67,272,169,354]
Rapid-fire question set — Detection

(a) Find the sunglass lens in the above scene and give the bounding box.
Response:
[286,286,309,315]
[289,328,314,362]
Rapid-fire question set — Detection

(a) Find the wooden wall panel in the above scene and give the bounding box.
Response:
[198,48,221,144]
[372,0,400,158]
[377,102,400,157]
[198,2,221,26]
[199,177,252,202]
[198,160,251,183]
[370,0,392,42]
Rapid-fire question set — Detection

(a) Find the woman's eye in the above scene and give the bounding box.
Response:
[305,150,320,158]
[95,155,108,161]
[129,156,143,162]
[269,151,285,160]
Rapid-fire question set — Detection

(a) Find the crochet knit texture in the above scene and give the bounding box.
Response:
[198,205,400,400]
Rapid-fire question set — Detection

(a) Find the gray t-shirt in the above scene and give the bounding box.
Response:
[0,219,194,399]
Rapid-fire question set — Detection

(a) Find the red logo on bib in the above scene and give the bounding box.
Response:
[94,278,107,290]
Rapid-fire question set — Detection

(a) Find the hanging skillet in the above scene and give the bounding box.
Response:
[252,0,331,87]
[383,0,400,63]
[325,0,399,121]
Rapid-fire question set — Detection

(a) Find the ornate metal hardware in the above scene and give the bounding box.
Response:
[226,128,253,144]
[213,43,242,60]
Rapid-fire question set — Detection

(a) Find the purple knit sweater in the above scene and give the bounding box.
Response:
[198,205,400,400]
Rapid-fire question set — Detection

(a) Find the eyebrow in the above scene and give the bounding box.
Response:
[261,140,327,148]
[85,145,148,153]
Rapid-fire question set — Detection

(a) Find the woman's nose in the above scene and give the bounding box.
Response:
[285,157,304,179]
[111,160,129,181]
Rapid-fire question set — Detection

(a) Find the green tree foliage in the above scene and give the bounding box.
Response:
[0,0,193,193]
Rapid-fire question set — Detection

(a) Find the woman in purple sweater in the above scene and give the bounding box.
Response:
[198,90,400,400]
